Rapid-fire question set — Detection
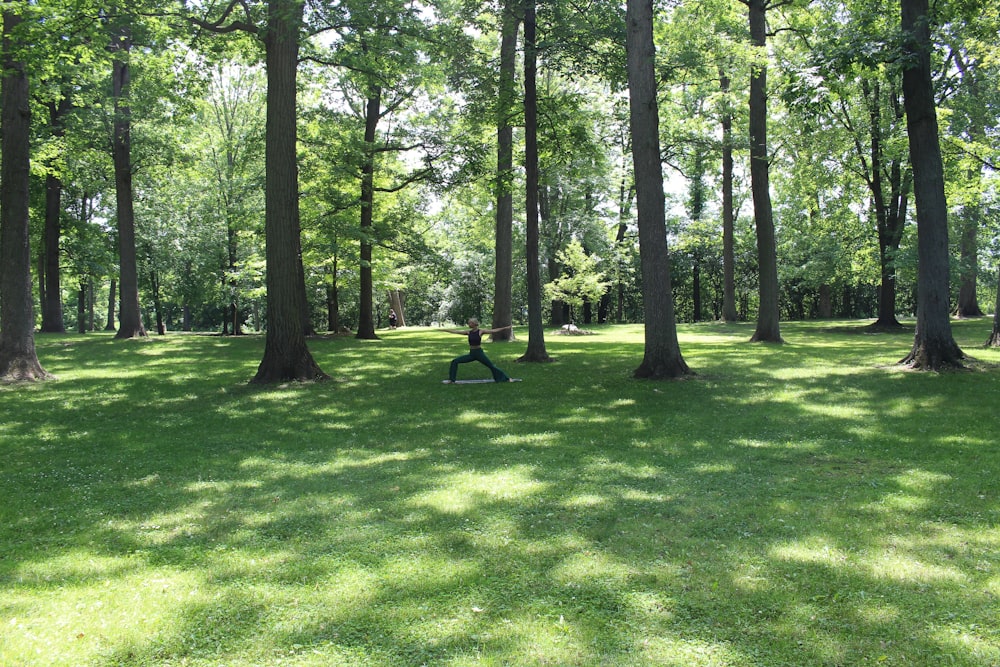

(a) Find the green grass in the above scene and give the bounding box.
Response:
[2,319,999,666]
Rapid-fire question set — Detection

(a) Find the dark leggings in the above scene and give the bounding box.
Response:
[450,348,510,382]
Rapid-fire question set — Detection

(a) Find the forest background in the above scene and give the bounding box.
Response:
[1,0,999,376]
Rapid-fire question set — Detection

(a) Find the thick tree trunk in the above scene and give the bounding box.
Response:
[251,0,327,383]
[0,6,50,381]
[356,90,381,340]
[626,0,689,379]
[720,69,739,323]
[110,26,146,340]
[517,0,550,363]
[747,0,782,343]
[899,0,963,369]
[492,0,520,343]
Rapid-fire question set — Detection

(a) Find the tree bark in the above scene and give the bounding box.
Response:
[356,90,381,340]
[899,0,963,369]
[517,0,550,363]
[0,4,50,381]
[492,0,520,343]
[109,24,147,340]
[626,0,690,379]
[747,0,782,343]
[251,0,328,383]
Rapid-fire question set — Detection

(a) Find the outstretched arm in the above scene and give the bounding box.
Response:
[442,328,469,335]
[480,325,513,335]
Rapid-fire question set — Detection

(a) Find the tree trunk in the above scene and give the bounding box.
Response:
[720,69,738,323]
[109,25,146,340]
[747,0,782,343]
[692,256,702,322]
[326,252,341,332]
[688,148,706,323]
[105,277,117,330]
[356,90,381,340]
[0,4,50,381]
[40,100,71,333]
[954,50,985,319]
[899,0,963,369]
[819,284,832,318]
[626,0,689,379]
[955,201,983,317]
[251,0,328,383]
[388,289,406,327]
[986,269,1000,347]
[87,280,95,331]
[492,0,520,343]
[862,79,909,329]
[77,283,87,334]
[517,0,550,363]
[226,223,244,334]
[150,268,165,335]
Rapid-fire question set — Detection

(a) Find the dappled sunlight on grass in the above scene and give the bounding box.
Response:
[409,467,547,515]
[3,320,1000,665]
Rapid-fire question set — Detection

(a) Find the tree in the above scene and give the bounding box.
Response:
[39,96,73,333]
[491,0,521,342]
[107,15,147,339]
[861,78,911,329]
[944,16,998,319]
[203,63,266,335]
[356,89,381,340]
[626,0,690,379]
[188,0,327,381]
[544,239,610,323]
[898,0,963,369]
[0,2,51,381]
[517,0,550,362]
[743,0,782,343]
[253,0,327,380]
[720,68,739,322]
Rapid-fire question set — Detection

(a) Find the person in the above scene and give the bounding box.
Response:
[388,308,398,329]
[443,319,514,383]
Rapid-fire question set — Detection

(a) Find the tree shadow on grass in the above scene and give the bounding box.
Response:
[3,326,1000,665]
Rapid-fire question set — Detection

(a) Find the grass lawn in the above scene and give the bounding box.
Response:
[2,319,999,666]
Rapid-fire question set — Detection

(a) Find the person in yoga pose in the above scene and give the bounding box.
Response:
[442,319,514,383]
